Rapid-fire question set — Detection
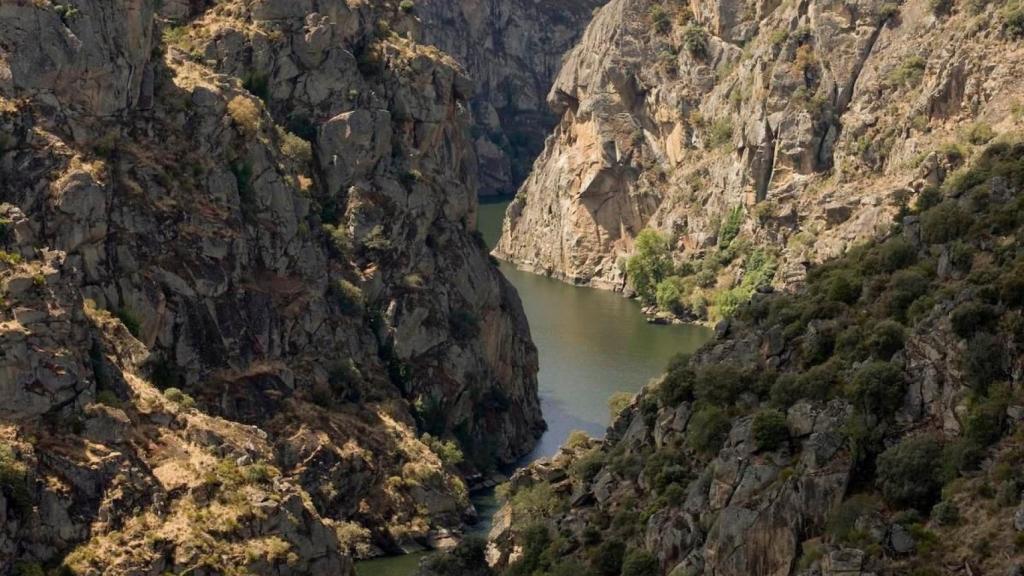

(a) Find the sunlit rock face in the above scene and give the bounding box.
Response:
[497,0,1024,297]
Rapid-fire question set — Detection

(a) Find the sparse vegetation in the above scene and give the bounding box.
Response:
[163,387,196,409]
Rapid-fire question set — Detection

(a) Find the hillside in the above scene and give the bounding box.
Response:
[478,141,1024,575]
[495,0,1024,322]
[0,0,543,573]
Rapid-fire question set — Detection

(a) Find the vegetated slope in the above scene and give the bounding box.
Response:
[436,141,1024,575]
[495,0,1024,323]
[0,0,543,573]
[414,0,606,196]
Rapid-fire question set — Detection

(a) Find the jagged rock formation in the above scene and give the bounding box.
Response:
[414,0,605,196]
[0,0,544,572]
[484,143,1024,575]
[496,0,1024,304]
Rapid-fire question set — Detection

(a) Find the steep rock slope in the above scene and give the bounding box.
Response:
[0,0,542,572]
[496,0,1024,312]
[481,143,1024,576]
[414,0,605,196]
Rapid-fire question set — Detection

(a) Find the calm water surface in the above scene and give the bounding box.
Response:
[356,199,712,576]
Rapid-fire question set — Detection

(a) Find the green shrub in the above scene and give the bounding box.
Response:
[95,389,122,408]
[626,229,673,305]
[966,122,995,145]
[649,5,671,33]
[163,387,196,409]
[658,353,695,406]
[932,500,960,525]
[682,25,709,58]
[921,202,971,244]
[571,448,607,482]
[589,539,625,576]
[0,445,31,517]
[621,549,659,576]
[708,119,735,150]
[399,0,415,13]
[331,278,364,315]
[1005,2,1024,37]
[655,277,685,313]
[116,308,142,338]
[940,438,985,481]
[508,483,566,524]
[608,392,634,421]
[751,410,789,452]
[694,364,752,406]
[421,434,465,466]
[506,524,553,576]
[848,361,906,417]
[686,406,731,455]
[883,269,931,320]
[867,320,906,359]
[963,396,1007,447]
[878,237,918,272]
[963,332,1005,391]
[876,435,944,511]
[949,302,999,338]
[886,56,927,88]
[821,269,863,304]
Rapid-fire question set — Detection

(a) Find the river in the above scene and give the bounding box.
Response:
[355,200,712,576]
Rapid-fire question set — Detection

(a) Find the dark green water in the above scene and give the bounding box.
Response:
[356,200,712,576]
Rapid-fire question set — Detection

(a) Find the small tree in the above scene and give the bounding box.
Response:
[848,361,906,417]
[621,549,659,576]
[876,435,944,511]
[625,229,673,305]
[752,409,789,452]
[608,392,634,421]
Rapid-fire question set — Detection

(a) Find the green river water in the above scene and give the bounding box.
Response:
[356,200,712,576]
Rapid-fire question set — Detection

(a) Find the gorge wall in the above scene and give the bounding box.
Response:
[473,142,1024,576]
[0,0,545,573]
[495,0,1024,317]
[415,0,605,196]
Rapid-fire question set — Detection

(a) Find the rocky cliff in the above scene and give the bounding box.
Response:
[479,142,1024,575]
[0,0,544,573]
[414,0,605,196]
[496,0,1024,318]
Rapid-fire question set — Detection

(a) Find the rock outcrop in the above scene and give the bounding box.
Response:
[414,0,605,196]
[496,0,1024,307]
[0,0,544,572]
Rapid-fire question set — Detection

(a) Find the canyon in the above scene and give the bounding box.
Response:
[1,0,1023,575]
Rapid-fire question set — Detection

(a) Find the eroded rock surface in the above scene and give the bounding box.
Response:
[496,0,1024,300]
[0,0,544,572]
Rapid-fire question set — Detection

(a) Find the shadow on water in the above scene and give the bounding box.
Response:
[356,199,713,575]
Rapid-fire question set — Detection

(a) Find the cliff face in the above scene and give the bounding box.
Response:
[414,0,605,196]
[0,0,542,572]
[484,143,1024,575]
[495,0,1024,304]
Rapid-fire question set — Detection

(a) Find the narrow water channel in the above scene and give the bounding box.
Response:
[356,200,712,576]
